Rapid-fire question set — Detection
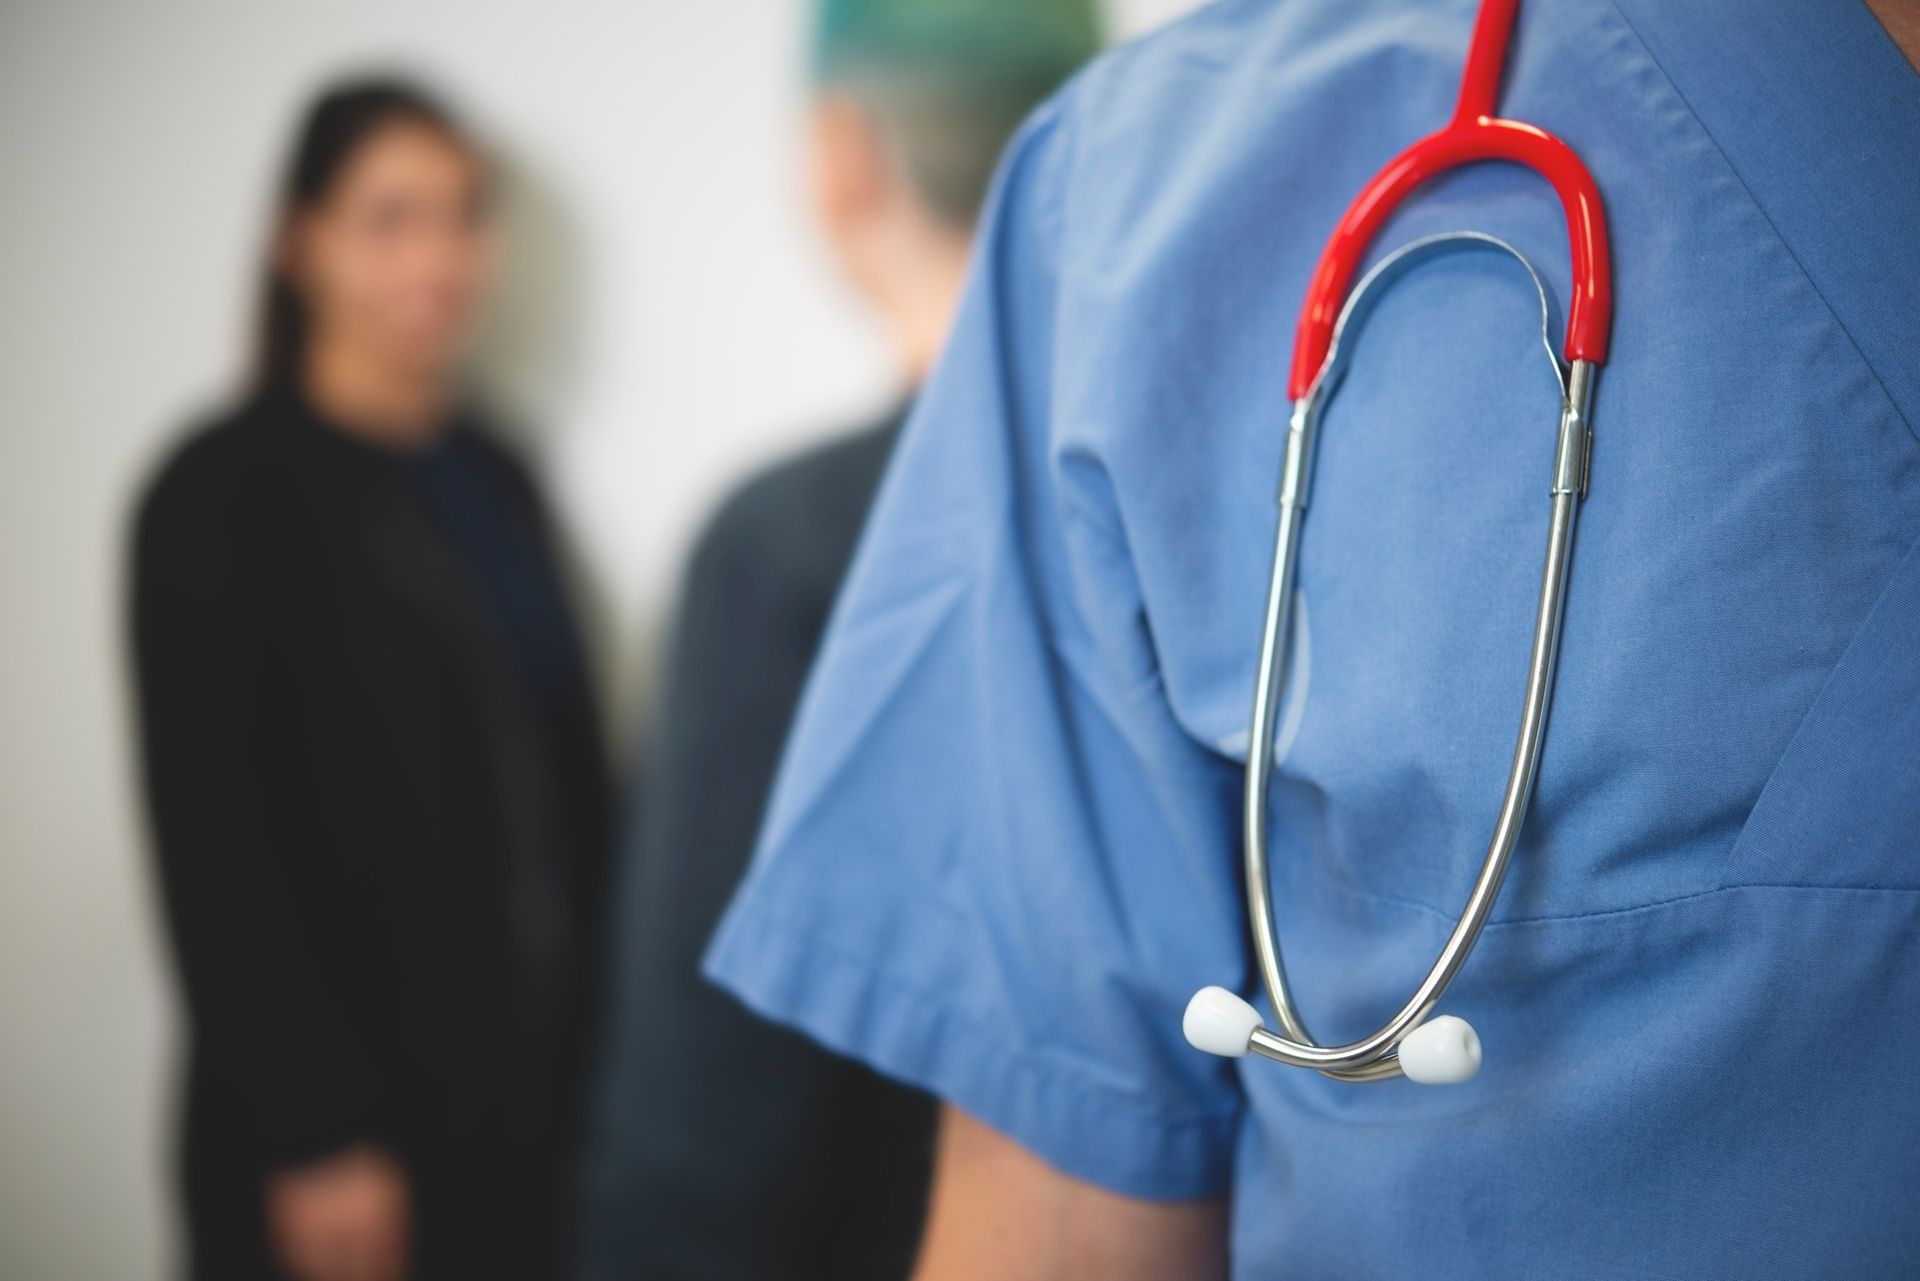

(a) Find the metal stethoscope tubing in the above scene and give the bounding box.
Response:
[1183,0,1612,1085]
[1184,231,1597,1083]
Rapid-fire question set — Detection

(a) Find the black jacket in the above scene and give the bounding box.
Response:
[130,390,609,1280]
[575,406,935,1281]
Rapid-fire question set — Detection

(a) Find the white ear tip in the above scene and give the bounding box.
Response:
[1398,1014,1482,1084]
[1184,986,1264,1058]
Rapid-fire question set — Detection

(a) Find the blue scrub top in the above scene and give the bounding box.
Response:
[709,0,1920,1273]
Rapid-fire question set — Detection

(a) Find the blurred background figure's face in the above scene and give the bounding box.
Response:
[285,122,495,380]
[804,91,976,384]
[807,93,910,310]
[802,0,1106,382]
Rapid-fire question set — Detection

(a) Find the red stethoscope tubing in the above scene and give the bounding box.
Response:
[1286,0,1612,399]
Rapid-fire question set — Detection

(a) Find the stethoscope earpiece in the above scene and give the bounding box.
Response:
[1183,986,1264,1059]
[1396,1015,1482,1085]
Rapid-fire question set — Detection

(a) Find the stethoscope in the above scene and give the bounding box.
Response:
[1182,0,1613,1084]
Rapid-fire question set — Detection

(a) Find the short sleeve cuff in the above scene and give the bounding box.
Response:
[704,911,1239,1202]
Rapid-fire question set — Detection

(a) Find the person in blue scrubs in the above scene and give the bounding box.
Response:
[705,0,1920,1274]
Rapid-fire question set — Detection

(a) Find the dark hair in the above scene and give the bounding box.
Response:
[251,75,478,394]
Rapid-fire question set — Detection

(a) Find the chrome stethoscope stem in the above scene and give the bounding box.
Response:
[1232,232,1595,1081]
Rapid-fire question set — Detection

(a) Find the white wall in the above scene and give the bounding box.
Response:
[0,1,1200,1276]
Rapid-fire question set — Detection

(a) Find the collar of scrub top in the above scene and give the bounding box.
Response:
[1183,0,1615,1085]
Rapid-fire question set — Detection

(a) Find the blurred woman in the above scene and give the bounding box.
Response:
[130,78,608,1281]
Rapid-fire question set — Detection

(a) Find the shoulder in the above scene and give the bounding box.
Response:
[458,411,536,475]
[691,418,900,589]
[451,412,553,511]
[132,400,295,550]
[723,418,898,533]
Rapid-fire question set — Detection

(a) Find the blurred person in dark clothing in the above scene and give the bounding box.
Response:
[130,77,609,1281]
[572,4,1101,1278]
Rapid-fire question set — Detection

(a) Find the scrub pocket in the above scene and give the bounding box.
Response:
[1718,525,1920,892]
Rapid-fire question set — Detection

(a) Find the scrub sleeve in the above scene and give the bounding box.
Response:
[705,102,1249,1202]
